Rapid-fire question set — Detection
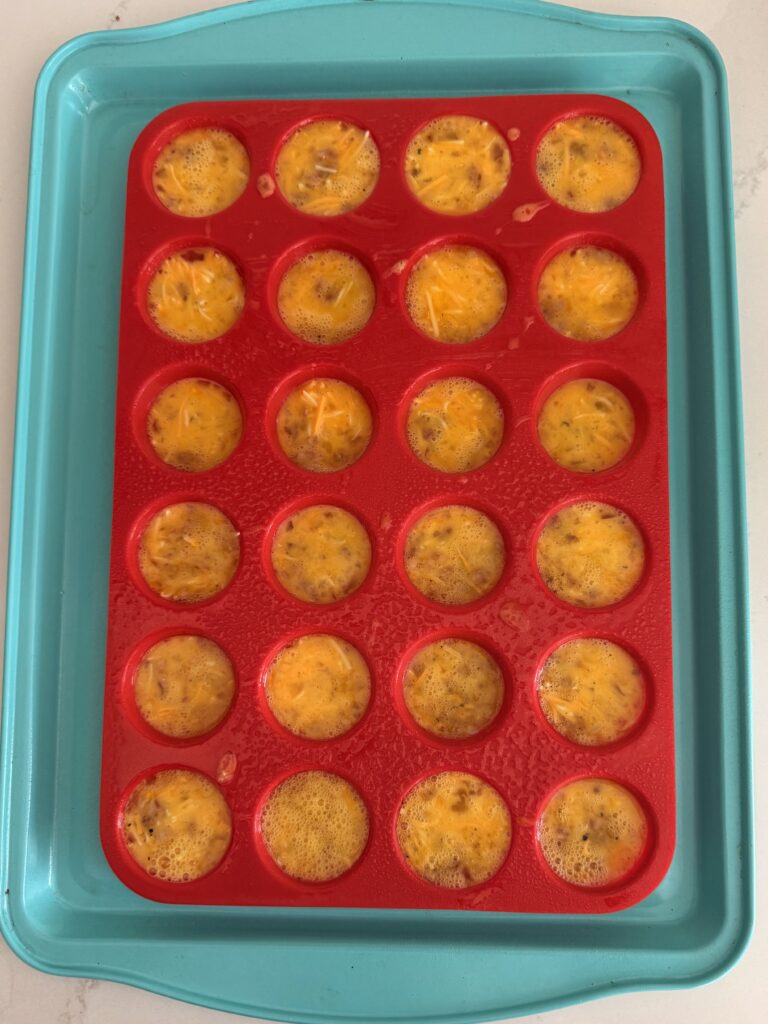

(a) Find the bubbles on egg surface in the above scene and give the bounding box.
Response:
[537,778,648,887]
[138,501,240,603]
[406,376,504,473]
[152,128,250,217]
[122,769,232,882]
[277,250,375,344]
[537,637,645,746]
[403,638,504,739]
[260,771,369,882]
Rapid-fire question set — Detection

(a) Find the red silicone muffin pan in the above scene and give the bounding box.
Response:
[100,95,673,912]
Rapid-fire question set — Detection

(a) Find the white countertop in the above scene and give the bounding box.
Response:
[0,1,766,1021]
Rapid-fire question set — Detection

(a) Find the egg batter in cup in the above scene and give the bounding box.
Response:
[537,246,638,342]
[405,116,511,215]
[275,120,380,216]
[138,501,240,603]
[122,768,232,882]
[276,378,372,472]
[535,501,644,608]
[536,115,641,213]
[147,377,243,472]
[406,246,507,344]
[265,634,371,740]
[260,771,369,882]
[271,504,371,604]
[147,247,244,343]
[537,378,635,473]
[134,634,236,739]
[404,504,505,605]
[152,127,249,217]
[537,638,645,746]
[277,249,375,344]
[403,638,504,740]
[537,777,649,887]
[397,771,511,888]
[407,376,503,473]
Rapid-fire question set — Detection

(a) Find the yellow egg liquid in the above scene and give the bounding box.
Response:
[260,771,369,882]
[406,246,507,344]
[138,501,240,603]
[397,771,511,888]
[537,638,645,746]
[271,505,371,604]
[147,247,244,343]
[275,120,380,216]
[134,634,235,739]
[538,246,638,342]
[535,501,644,608]
[147,377,243,472]
[405,116,511,214]
[265,634,371,740]
[276,378,372,473]
[537,378,635,473]
[277,249,375,345]
[405,505,505,605]
[152,127,249,217]
[536,115,641,213]
[404,638,503,739]
[538,778,648,887]
[407,376,503,473]
[122,769,231,882]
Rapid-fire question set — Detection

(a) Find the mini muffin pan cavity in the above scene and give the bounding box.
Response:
[102,95,672,912]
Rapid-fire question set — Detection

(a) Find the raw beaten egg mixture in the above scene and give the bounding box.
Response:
[396,771,511,888]
[265,634,371,740]
[405,505,506,606]
[406,245,507,344]
[275,120,380,216]
[276,377,372,472]
[404,638,504,740]
[147,377,242,472]
[271,504,371,604]
[147,247,244,343]
[134,634,235,739]
[277,249,375,344]
[538,778,648,887]
[537,378,635,473]
[405,116,511,215]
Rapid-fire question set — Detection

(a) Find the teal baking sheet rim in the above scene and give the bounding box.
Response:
[0,1,752,1021]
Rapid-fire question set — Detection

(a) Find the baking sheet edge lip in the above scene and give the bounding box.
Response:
[27,0,732,104]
